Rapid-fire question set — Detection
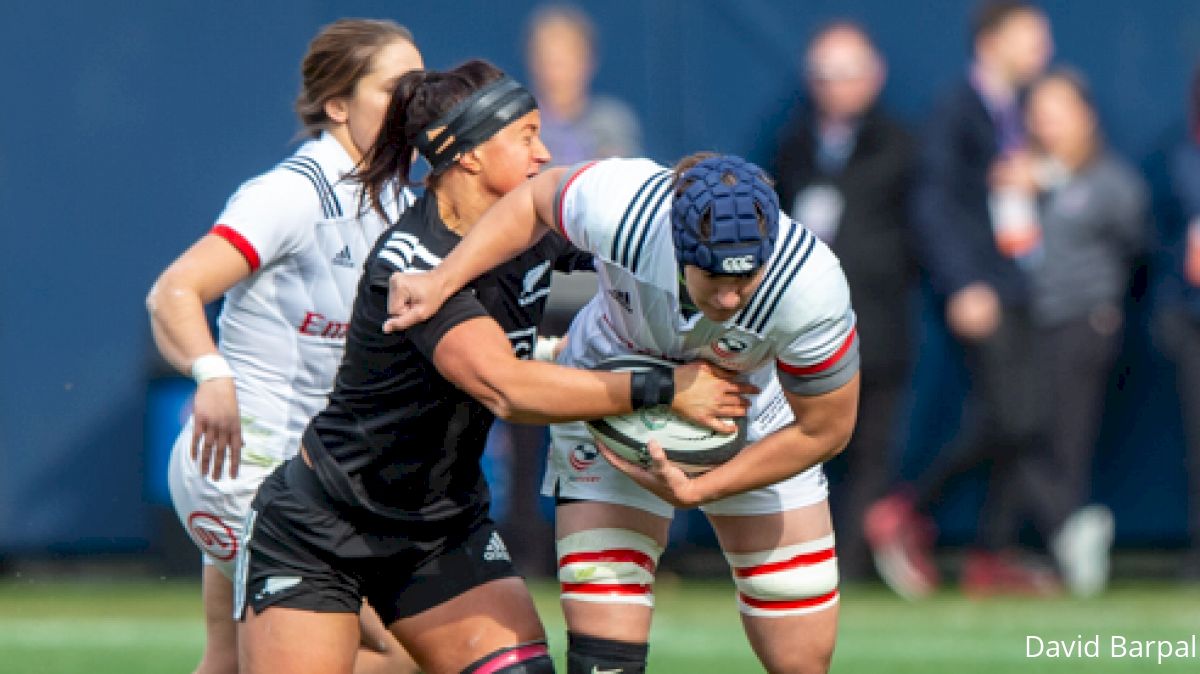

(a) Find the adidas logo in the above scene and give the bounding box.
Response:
[332,245,354,268]
[483,531,511,562]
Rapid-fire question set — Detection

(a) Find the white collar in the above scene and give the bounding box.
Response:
[297,131,358,184]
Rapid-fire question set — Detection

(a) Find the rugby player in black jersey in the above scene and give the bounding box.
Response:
[235,60,752,674]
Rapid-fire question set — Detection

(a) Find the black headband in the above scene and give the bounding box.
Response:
[414,76,538,173]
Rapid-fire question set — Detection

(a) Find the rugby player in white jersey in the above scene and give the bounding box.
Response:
[146,19,422,674]
[385,154,860,674]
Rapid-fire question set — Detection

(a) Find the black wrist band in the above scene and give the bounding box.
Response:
[629,367,675,410]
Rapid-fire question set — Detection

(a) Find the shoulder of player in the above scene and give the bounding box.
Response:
[370,199,449,273]
[577,159,674,273]
[737,221,848,335]
[229,159,333,217]
[565,157,668,199]
[269,142,352,219]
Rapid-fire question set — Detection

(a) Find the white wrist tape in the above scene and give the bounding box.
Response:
[191,354,235,383]
[533,336,562,362]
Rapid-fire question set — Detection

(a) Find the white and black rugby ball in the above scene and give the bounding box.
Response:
[585,354,747,475]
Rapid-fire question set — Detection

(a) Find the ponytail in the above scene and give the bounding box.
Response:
[354,59,508,221]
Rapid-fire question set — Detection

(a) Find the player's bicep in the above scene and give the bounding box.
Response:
[782,372,860,447]
[154,234,254,305]
[430,317,520,402]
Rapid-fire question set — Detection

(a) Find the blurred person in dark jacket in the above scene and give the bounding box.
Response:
[865,0,1054,599]
[1166,63,1200,580]
[991,69,1146,597]
[772,20,916,581]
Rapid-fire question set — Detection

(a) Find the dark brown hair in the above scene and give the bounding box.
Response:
[357,59,506,219]
[295,19,416,137]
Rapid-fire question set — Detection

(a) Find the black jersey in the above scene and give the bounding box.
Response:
[301,191,591,524]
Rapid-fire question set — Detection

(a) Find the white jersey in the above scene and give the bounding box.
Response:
[210,132,408,466]
[553,158,859,442]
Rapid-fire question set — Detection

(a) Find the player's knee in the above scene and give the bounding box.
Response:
[724,534,840,617]
[557,528,662,607]
[566,632,648,674]
[461,642,554,674]
[768,649,834,674]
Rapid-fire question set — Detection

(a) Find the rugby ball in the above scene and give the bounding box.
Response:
[585,355,747,475]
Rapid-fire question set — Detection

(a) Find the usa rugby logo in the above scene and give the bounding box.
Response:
[712,335,750,359]
[568,444,599,471]
[187,511,237,561]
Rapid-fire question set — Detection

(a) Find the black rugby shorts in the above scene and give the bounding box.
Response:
[235,457,519,625]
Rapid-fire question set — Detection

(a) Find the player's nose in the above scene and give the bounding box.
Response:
[532,136,551,164]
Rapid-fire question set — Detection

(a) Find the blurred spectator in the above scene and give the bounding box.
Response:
[865,0,1054,598]
[1004,69,1145,596]
[525,3,642,164]
[771,21,916,581]
[1166,64,1200,580]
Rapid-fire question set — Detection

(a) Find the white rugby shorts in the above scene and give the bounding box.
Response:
[167,418,285,579]
[542,383,829,517]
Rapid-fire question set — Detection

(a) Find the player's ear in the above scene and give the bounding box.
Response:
[457,147,484,174]
[324,96,350,125]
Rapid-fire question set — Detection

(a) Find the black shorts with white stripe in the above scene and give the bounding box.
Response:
[236,456,519,625]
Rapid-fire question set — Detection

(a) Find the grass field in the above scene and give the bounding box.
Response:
[2,576,1199,673]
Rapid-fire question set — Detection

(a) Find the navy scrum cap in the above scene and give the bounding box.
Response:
[671,155,779,275]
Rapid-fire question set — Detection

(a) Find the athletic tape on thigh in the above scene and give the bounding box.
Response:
[723,534,839,617]
[557,528,663,607]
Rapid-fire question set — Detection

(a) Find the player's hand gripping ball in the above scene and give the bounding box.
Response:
[586,355,747,475]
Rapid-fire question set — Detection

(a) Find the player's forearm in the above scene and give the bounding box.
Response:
[690,417,853,504]
[435,170,563,295]
[146,280,220,376]
[486,360,634,425]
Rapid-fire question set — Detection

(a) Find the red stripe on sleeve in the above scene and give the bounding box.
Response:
[733,548,836,578]
[776,327,857,377]
[556,161,600,239]
[211,224,261,272]
[739,589,839,611]
[559,549,657,574]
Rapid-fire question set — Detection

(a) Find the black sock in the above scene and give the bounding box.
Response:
[566,631,649,674]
